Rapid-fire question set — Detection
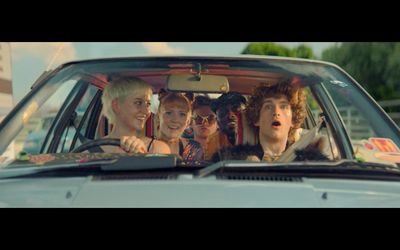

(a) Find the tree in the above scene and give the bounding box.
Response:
[292,44,314,59]
[242,42,294,57]
[241,42,315,59]
[321,42,400,101]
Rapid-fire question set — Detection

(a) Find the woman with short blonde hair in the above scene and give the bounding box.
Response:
[101,77,170,154]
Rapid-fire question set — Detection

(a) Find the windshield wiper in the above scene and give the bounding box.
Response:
[0,158,115,179]
[195,160,400,178]
[0,155,177,179]
[100,155,177,171]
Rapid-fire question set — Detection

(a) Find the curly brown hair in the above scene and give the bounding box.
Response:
[245,78,307,145]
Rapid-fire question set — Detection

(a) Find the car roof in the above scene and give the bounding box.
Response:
[49,55,345,93]
[55,55,340,70]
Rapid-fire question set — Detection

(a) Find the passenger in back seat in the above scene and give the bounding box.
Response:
[191,95,218,152]
[205,92,247,160]
[156,90,204,161]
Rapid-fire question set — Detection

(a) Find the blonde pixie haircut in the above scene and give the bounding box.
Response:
[101,76,153,124]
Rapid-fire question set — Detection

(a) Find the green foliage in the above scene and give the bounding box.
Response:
[241,42,315,59]
[321,42,400,101]
[304,87,319,110]
[292,44,314,59]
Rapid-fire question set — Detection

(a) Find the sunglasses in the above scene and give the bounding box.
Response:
[192,114,217,125]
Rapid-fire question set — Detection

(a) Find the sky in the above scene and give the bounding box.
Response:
[10,42,335,103]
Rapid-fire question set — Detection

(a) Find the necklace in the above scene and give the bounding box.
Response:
[262,152,281,162]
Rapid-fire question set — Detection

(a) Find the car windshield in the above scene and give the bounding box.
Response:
[0,57,399,170]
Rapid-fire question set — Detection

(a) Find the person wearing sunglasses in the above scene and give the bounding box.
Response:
[205,92,247,160]
[191,96,218,152]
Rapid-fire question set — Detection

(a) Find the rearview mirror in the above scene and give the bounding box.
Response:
[167,74,229,93]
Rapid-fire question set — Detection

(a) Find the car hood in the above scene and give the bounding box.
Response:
[1,176,400,207]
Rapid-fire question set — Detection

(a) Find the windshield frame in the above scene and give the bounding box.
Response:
[1,56,399,168]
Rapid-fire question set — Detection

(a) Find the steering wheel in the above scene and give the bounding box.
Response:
[71,138,121,153]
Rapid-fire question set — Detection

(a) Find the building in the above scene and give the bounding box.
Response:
[0,42,13,121]
[0,43,14,161]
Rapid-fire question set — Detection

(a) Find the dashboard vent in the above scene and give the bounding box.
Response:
[217,175,303,182]
[93,174,177,181]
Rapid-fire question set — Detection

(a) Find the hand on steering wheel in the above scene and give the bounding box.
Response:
[120,136,147,153]
[71,138,122,153]
[71,136,148,154]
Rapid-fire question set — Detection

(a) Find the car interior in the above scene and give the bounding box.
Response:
[43,65,338,161]
[3,61,339,164]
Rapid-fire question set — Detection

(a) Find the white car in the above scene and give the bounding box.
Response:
[0,56,399,207]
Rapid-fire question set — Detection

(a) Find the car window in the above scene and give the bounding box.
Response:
[319,69,400,164]
[61,84,100,152]
[323,79,397,141]
[13,80,78,155]
[306,88,340,160]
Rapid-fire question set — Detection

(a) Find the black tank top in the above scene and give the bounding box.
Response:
[179,139,184,156]
[93,137,155,153]
[147,138,155,152]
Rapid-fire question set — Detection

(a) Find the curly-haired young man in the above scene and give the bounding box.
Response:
[245,79,307,161]
[214,79,330,162]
